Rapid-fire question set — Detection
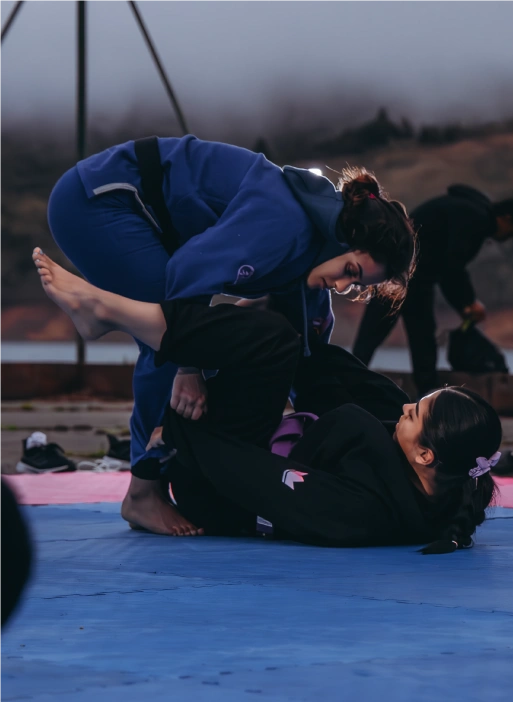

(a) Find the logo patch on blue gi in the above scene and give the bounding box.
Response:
[234,265,255,285]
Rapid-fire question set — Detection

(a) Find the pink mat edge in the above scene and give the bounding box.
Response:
[3,473,513,508]
[3,472,131,505]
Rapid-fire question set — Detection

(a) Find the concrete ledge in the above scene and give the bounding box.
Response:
[1,363,512,414]
[0,363,134,400]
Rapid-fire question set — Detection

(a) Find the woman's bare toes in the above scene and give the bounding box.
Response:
[32,248,48,267]
[30,247,111,340]
[122,484,202,537]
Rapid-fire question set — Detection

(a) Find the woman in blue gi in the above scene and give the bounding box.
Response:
[46,135,415,534]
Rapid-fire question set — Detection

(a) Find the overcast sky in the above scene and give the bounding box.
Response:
[2,1,513,141]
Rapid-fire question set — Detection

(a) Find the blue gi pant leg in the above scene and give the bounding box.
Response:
[47,166,177,478]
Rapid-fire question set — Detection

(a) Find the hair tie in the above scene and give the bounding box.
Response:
[368,193,376,199]
[468,451,501,478]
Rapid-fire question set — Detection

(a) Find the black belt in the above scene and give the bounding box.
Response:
[134,136,181,257]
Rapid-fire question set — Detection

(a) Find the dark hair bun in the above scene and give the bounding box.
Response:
[340,169,382,206]
[334,166,416,308]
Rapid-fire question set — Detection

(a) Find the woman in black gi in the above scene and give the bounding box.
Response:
[32,249,502,554]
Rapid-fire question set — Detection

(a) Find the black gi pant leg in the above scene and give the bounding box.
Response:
[156,301,301,448]
[293,341,410,420]
[155,300,301,534]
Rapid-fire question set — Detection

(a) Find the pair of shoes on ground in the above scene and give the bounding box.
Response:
[16,432,131,474]
[77,434,131,471]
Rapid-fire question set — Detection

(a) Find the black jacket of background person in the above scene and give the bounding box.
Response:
[412,184,496,312]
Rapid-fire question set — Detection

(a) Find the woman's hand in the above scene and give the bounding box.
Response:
[170,368,208,420]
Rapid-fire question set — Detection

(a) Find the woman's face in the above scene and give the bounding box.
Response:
[394,391,441,464]
[306,250,386,294]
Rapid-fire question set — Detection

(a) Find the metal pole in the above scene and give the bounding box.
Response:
[128,1,189,135]
[75,0,87,381]
[1,1,24,43]
[77,1,87,162]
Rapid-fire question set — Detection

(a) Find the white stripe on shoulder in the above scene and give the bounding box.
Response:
[92,183,161,231]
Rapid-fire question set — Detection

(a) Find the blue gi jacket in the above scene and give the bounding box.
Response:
[77,135,348,345]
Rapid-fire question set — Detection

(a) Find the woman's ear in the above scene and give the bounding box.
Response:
[415,446,435,468]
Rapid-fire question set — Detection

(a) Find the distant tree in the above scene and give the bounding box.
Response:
[399,117,415,139]
[418,123,465,146]
[315,107,413,156]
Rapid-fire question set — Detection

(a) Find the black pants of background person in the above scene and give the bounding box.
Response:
[155,300,408,538]
[353,274,438,397]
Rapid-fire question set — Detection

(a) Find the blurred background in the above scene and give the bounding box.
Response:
[2,0,513,367]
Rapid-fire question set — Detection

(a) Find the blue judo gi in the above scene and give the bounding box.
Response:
[47,135,349,478]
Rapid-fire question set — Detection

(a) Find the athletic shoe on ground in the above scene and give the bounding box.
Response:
[77,456,130,472]
[15,432,77,474]
[105,433,131,469]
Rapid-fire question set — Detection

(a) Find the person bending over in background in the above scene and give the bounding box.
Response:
[352,186,513,397]
[31,249,501,555]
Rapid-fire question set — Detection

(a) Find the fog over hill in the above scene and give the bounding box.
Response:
[2,118,513,348]
[2,0,513,142]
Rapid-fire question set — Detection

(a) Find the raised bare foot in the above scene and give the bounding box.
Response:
[121,476,204,536]
[32,247,112,340]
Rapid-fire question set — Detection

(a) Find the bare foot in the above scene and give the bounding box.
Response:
[32,247,112,340]
[121,476,204,536]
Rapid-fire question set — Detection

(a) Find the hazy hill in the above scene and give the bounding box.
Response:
[2,127,513,348]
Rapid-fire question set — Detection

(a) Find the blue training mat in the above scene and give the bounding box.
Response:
[2,504,513,701]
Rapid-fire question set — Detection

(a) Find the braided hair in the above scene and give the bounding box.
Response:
[336,167,417,308]
[416,387,501,555]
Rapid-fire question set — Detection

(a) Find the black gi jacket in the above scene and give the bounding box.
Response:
[166,404,446,548]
